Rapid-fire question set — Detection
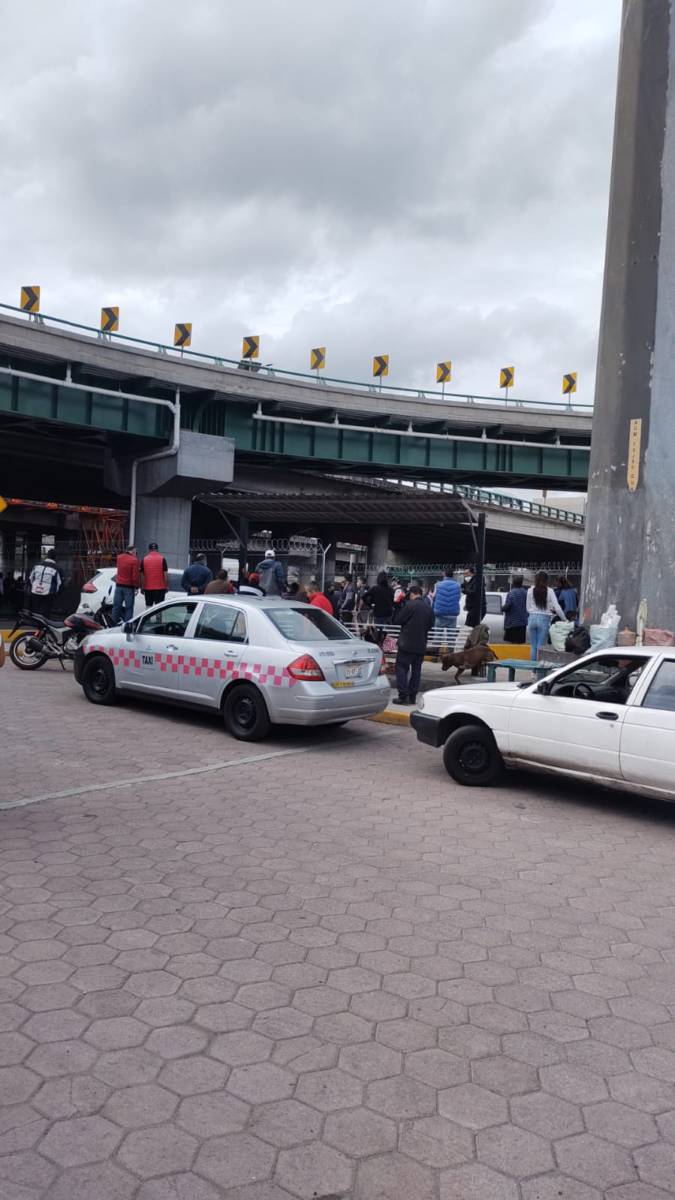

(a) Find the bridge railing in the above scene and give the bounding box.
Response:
[342,473,586,527]
[0,303,594,415]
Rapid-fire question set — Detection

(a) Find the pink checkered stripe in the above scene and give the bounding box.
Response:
[85,645,296,687]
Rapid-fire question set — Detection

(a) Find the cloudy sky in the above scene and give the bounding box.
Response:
[2,1,620,408]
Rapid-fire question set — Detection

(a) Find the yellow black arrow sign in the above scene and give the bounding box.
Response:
[310,347,326,371]
[562,372,577,395]
[373,355,389,378]
[20,286,40,314]
[436,361,452,384]
[101,306,119,333]
[499,366,514,389]
[174,322,192,348]
[242,335,260,360]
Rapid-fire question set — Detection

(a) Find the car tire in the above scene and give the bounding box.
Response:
[224,683,271,742]
[443,723,503,787]
[81,655,117,705]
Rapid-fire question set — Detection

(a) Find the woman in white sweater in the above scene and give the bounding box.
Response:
[527,571,565,662]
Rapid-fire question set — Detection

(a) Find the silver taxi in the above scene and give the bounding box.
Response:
[74,595,391,740]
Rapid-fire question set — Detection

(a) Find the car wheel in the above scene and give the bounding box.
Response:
[81,655,117,705]
[443,723,503,786]
[9,634,48,670]
[224,683,271,741]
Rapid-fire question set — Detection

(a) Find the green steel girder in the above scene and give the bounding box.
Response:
[0,376,168,438]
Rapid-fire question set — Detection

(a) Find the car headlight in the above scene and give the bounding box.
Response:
[416,694,425,710]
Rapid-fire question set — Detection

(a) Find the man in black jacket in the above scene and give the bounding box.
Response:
[393,584,434,705]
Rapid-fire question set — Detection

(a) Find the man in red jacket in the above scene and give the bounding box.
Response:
[307,583,333,614]
[140,542,169,608]
[112,546,140,625]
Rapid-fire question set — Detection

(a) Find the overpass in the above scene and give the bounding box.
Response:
[0,306,590,571]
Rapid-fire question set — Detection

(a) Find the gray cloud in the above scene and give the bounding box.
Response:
[0,0,619,411]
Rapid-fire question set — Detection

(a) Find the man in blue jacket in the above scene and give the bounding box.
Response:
[433,568,461,634]
[503,574,528,643]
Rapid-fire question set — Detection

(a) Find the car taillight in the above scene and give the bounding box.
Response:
[82,581,97,593]
[287,654,325,681]
[379,653,389,675]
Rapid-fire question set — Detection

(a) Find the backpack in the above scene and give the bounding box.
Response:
[565,626,591,655]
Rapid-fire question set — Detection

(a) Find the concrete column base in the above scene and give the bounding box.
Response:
[367,525,389,584]
[134,496,191,570]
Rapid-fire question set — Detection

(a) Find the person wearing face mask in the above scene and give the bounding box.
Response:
[462,566,486,628]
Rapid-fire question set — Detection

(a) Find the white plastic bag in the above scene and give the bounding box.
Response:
[591,624,618,651]
[550,621,574,651]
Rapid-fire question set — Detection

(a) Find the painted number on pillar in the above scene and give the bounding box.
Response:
[627,419,642,492]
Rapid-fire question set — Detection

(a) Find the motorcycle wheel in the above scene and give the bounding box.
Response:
[10,633,49,670]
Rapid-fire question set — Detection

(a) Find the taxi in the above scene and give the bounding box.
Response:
[74,594,390,740]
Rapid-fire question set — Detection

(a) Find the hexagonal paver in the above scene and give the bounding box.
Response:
[253,1006,314,1039]
[209,1030,272,1066]
[250,1099,322,1147]
[126,971,181,998]
[40,1115,122,1167]
[227,1061,295,1103]
[47,1161,139,1200]
[194,1001,251,1033]
[145,1025,208,1059]
[325,1106,396,1157]
[158,1055,229,1097]
[540,1062,609,1103]
[376,1018,436,1052]
[27,1040,97,1078]
[94,1049,162,1087]
[472,1055,539,1097]
[296,1067,362,1112]
[584,1099,658,1148]
[609,1071,675,1113]
[511,1090,584,1139]
[366,1074,435,1119]
[313,1011,372,1045]
[477,1123,554,1177]
[338,1041,402,1082]
[196,1131,276,1188]
[521,1173,602,1200]
[235,981,291,1011]
[327,966,380,993]
[176,1092,249,1138]
[469,1003,528,1034]
[118,1123,198,1179]
[634,1141,675,1191]
[555,1132,636,1189]
[103,1084,178,1128]
[438,1082,508,1129]
[355,1151,435,1200]
[406,1047,469,1088]
[400,1115,474,1169]
[440,1161,519,1199]
[134,997,196,1027]
[277,1140,353,1200]
[85,1017,148,1050]
[440,1024,501,1060]
[21,1010,88,1043]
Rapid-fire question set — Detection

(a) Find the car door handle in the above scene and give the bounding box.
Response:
[596,711,619,721]
[166,644,179,651]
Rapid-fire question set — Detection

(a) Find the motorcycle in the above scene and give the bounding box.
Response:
[9,607,115,671]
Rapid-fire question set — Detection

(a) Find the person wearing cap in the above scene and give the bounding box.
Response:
[140,542,169,607]
[112,545,140,625]
[181,554,213,596]
[255,549,284,596]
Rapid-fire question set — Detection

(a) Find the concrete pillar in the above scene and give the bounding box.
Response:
[582,0,674,628]
[367,525,389,584]
[134,496,191,570]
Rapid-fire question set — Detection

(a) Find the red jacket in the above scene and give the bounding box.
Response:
[116,552,140,588]
[141,551,167,591]
[310,592,333,614]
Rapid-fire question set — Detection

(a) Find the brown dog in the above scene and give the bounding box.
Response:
[441,643,497,682]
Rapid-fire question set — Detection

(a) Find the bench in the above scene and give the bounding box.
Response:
[485,658,551,683]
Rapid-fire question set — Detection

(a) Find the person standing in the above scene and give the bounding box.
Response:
[255,549,284,596]
[527,571,565,662]
[29,551,62,618]
[307,583,333,614]
[464,566,487,627]
[205,569,235,595]
[393,584,434,706]
[432,568,461,635]
[140,542,169,608]
[556,576,579,618]
[111,546,140,625]
[181,554,213,595]
[339,574,357,626]
[503,574,528,644]
[365,572,394,643]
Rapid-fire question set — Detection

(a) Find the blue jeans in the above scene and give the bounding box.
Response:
[528,613,551,662]
[434,614,457,632]
[112,585,135,625]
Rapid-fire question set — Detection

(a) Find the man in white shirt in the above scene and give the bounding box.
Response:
[29,553,62,618]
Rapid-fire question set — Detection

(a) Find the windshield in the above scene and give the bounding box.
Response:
[265,606,354,642]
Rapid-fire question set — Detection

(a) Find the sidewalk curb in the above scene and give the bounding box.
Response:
[368,708,412,727]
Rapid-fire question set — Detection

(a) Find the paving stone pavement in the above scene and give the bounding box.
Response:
[2,665,675,1197]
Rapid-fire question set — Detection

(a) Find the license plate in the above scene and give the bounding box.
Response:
[344,664,362,679]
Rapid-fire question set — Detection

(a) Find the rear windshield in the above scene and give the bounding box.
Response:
[265,606,354,642]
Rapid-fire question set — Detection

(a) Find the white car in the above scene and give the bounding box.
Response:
[459,590,506,641]
[411,646,675,801]
[79,566,186,618]
[74,594,391,739]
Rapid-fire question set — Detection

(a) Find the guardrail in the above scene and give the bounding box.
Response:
[0,302,594,415]
[347,474,586,527]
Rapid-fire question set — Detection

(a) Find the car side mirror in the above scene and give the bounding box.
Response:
[536,680,551,695]
[123,622,135,636]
